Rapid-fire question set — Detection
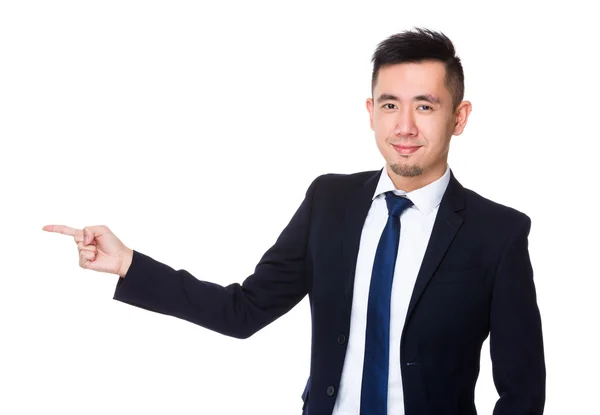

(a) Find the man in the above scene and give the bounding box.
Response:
[43,28,545,414]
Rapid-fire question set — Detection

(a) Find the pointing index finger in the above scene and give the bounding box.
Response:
[42,225,79,236]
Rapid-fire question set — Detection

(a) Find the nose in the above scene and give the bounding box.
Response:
[393,108,418,137]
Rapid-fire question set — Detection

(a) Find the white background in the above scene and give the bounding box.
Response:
[2,0,599,413]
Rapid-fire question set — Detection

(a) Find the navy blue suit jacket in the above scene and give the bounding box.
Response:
[114,168,545,414]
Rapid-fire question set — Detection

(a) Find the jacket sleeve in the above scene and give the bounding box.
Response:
[112,175,320,339]
[490,214,546,414]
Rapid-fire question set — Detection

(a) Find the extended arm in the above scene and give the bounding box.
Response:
[113,176,320,339]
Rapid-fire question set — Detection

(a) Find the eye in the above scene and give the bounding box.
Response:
[382,103,397,110]
[418,105,433,111]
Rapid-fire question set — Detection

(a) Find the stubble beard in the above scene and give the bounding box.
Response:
[390,162,424,177]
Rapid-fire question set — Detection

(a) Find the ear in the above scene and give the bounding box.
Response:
[366,97,375,131]
[452,100,472,135]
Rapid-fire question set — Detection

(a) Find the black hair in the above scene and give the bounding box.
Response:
[371,27,464,108]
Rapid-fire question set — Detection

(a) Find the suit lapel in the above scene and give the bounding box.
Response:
[342,169,381,316]
[341,168,466,320]
[405,171,465,321]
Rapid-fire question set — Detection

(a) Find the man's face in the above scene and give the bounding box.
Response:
[367,61,471,187]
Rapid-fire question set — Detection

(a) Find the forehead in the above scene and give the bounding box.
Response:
[374,61,449,99]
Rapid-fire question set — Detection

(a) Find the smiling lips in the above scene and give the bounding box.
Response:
[392,144,422,155]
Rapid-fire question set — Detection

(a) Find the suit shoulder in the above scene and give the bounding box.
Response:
[462,187,531,227]
[306,170,379,206]
[315,170,380,188]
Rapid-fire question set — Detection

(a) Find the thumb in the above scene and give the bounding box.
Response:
[83,227,92,245]
[83,225,106,245]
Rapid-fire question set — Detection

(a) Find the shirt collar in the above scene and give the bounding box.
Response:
[372,164,451,216]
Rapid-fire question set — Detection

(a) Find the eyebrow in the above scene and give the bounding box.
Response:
[376,93,441,105]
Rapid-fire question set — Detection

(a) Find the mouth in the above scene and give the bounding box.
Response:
[391,144,422,155]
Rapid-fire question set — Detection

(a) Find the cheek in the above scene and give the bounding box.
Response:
[375,127,393,150]
[418,117,450,142]
[374,115,394,136]
[416,117,438,133]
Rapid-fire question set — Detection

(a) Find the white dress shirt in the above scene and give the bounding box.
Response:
[332,164,451,415]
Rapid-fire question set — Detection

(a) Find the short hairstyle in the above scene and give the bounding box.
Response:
[371,27,465,109]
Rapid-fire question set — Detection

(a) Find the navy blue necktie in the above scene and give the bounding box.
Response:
[360,191,413,415]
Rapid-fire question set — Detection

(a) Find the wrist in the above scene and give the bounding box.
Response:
[118,248,133,278]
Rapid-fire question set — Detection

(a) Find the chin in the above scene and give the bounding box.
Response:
[389,162,424,177]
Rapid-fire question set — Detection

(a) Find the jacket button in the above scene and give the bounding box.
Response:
[327,385,335,396]
[337,334,346,344]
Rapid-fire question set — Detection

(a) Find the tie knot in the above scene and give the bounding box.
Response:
[385,191,413,217]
